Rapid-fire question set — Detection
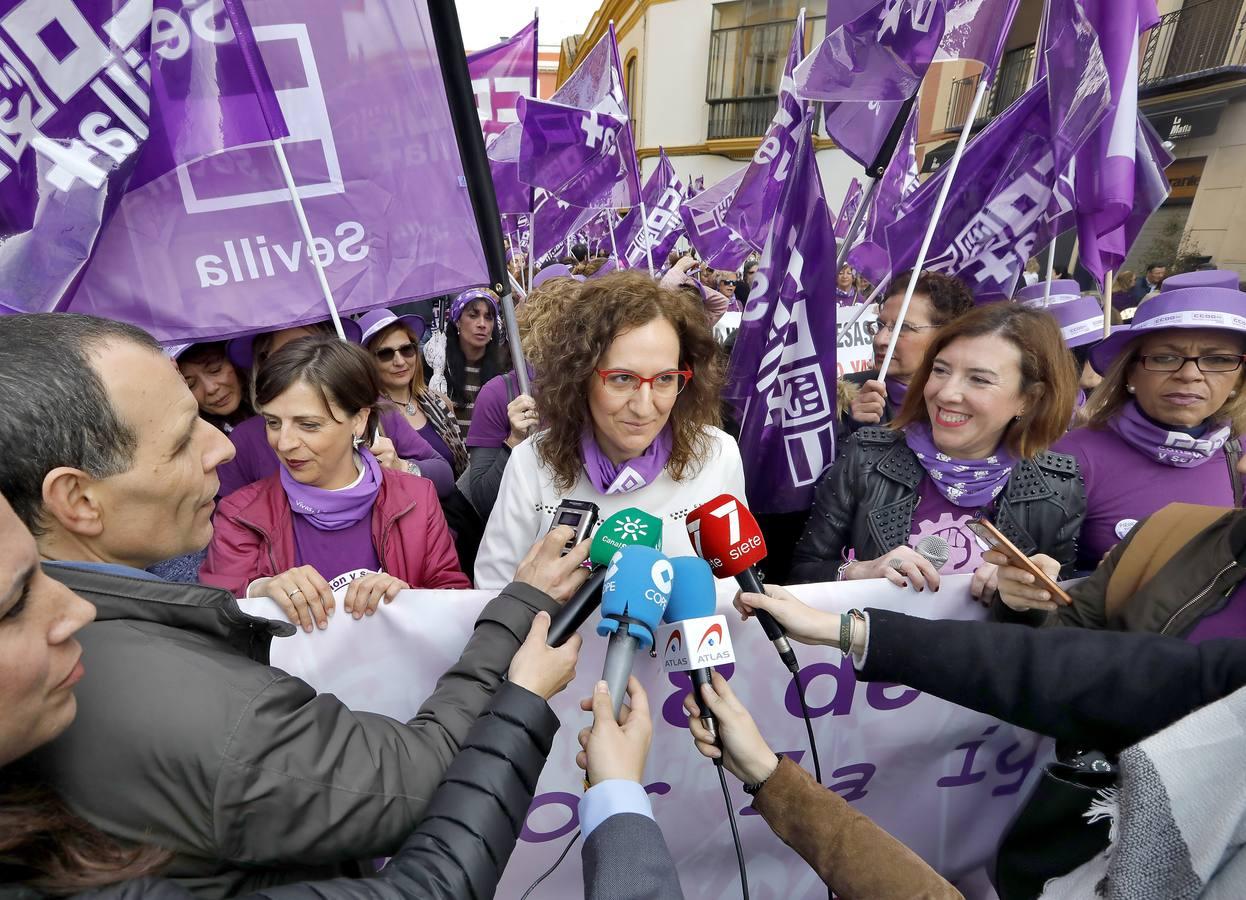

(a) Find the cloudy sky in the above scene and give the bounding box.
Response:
[455,0,595,50]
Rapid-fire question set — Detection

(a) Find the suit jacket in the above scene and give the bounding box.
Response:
[583,813,685,900]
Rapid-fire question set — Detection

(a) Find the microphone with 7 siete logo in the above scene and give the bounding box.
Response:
[686,494,798,674]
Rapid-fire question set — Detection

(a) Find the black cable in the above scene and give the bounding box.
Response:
[717,759,750,900]
[518,828,580,900]
[793,668,823,784]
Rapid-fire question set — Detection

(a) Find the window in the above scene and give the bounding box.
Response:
[625,51,638,140]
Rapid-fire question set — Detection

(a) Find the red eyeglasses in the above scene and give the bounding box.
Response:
[594,368,694,397]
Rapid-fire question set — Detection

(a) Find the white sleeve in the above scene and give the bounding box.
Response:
[474,440,543,590]
[718,431,749,506]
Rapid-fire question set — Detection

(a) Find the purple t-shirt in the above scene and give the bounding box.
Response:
[1186,580,1246,643]
[292,513,381,587]
[1055,426,1234,569]
[908,479,987,575]
[418,421,453,466]
[218,410,453,498]
[466,372,521,449]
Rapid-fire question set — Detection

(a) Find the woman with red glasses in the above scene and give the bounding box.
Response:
[474,271,746,589]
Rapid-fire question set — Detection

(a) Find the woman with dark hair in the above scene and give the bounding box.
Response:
[201,337,468,630]
[474,271,746,589]
[441,288,510,434]
[791,302,1085,597]
[174,342,252,432]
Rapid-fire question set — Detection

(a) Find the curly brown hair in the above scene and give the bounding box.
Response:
[533,271,723,492]
[517,277,584,370]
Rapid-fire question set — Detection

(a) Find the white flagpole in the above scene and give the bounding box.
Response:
[636,199,656,276]
[1103,268,1114,338]
[1043,238,1057,305]
[272,140,346,340]
[527,213,536,288]
[607,209,620,262]
[836,273,890,341]
[878,78,990,382]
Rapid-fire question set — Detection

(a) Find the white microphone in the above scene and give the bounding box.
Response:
[913,534,950,571]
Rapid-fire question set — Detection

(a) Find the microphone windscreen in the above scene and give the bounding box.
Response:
[913,534,951,571]
[598,545,673,649]
[686,494,767,578]
[589,507,664,566]
[664,556,716,623]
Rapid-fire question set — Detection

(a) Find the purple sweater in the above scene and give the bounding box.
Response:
[217,411,454,499]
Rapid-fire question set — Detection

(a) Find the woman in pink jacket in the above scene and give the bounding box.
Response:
[202,336,470,631]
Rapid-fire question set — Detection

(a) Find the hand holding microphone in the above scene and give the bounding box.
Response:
[596,545,672,719]
[576,676,653,785]
[734,584,869,657]
[514,526,592,604]
[683,671,779,787]
[843,535,949,592]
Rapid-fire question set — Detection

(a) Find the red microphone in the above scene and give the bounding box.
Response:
[686,494,798,673]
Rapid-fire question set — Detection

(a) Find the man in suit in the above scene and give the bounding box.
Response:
[1126,262,1167,310]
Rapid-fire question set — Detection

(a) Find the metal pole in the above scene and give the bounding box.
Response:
[834,176,877,271]
[498,287,531,395]
[878,79,990,382]
[1042,238,1057,305]
[527,213,536,289]
[1103,268,1114,339]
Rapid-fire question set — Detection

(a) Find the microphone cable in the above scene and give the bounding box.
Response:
[714,755,750,900]
[518,829,580,899]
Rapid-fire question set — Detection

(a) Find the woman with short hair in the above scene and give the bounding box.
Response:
[175,342,252,432]
[474,271,747,589]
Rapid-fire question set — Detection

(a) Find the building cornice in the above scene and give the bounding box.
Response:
[638,136,839,161]
[559,0,677,85]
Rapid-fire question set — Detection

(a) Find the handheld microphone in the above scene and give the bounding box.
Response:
[547,507,663,647]
[686,494,798,673]
[597,545,673,719]
[662,556,727,744]
[913,534,950,571]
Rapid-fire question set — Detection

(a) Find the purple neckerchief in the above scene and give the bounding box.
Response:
[280,450,382,530]
[886,379,908,411]
[1107,400,1229,468]
[580,426,673,495]
[905,422,1016,508]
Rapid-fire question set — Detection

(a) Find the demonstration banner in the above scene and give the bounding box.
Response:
[68,0,491,344]
[240,574,1048,900]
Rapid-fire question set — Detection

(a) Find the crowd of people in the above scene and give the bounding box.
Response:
[2,244,1246,900]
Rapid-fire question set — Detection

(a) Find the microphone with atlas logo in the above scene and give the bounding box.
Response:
[660,556,733,745]
[597,545,673,719]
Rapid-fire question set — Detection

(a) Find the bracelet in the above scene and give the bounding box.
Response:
[743,754,783,796]
[836,559,854,581]
[839,608,865,654]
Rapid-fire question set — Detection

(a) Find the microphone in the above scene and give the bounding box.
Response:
[913,534,950,571]
[597,545,673,719]
[686,494,798,673]
[662,556,727,743]
[547,507,663,647]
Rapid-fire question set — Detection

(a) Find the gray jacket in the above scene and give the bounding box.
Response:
[583,814,684,900]
[33,565,557,899]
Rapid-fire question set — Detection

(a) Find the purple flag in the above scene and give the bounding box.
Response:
[62,0,490,343]
[0,1,283,314]
[835,178,865,240]
[615,149,685,269]
[722,12,806,254]
[467,18,537,140]
[529,188,598,261]
[516,96,640,209]
[726,117,838,514]
[793,0,946,103]
[679,168,752,270]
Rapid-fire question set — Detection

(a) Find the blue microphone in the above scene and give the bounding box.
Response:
[598,545,673,719]
[665,557,721,743]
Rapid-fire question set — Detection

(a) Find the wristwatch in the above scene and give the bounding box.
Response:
[839,608,866,654]
[743,754,783,796]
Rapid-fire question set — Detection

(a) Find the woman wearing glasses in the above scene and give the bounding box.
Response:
[791,302,1084,598]
[473,271,746,589]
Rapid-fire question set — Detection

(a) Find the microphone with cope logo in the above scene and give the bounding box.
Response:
[658,556,734,744]
[547,507,663,647]
[686,494,798,673]
[597,545,673,720]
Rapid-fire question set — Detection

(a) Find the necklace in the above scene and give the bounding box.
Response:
[386,391,418,417]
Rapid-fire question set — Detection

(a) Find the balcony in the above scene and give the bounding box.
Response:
[1139,0,1246,92]
[708,97,787,140]
[943,44,1035,133]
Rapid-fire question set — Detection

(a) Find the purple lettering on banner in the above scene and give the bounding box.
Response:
[936,725,998,788]
[661,663,734,729]
[993,738,1040,796]
[784,656,857,718]
[521,791,580,842]
[866,681,921,710]
[829,762,876,802]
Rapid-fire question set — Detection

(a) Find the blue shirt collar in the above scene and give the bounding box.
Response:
[44,560,163,581]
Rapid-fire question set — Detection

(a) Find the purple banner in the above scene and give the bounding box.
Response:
[727,116,838,514]
[615,149,685,269]
[467,17,536,140]
[516,96,639,209]
[64,0,490,343]
[835,177,864,240]
[679,168,752,271]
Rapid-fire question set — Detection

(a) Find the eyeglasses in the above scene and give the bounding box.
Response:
[595,368,693,397]
[866,320,939,338]
[375,342,419,363]
[1139,353,1246,373]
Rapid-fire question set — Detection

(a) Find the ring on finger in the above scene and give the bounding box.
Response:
[289,588,304,598]
[886,558,905,572]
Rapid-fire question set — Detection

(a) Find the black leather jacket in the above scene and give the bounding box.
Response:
[790,427,1086,583]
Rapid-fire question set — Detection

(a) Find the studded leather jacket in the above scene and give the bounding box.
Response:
[790,427,1086,584]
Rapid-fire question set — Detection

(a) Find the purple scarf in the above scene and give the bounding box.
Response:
[581,427,673,495]
[886,379,908,411]
[280,451,383,530]
[905,422,1016,508]
[1107,400,1229,468]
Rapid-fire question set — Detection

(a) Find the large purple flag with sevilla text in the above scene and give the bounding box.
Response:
[615,149,685,269]
[64,0,490,343]
[726,118,838,514]
[467,17,536,141]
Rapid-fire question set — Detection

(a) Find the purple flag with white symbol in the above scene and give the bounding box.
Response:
[615,149,684,269]
[726,117,838,514]
[467,17,537,140]
[835,178,864,240]
[63,0,489,343]
[516,96,640,209]
[794,0,945,103]
[0,0,283,315]
[722,12,806,253]
[847,101,920,282]
[529,187,599,261]
[679,167,752,270]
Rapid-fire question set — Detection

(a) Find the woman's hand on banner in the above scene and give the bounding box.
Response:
[343,572,409,619]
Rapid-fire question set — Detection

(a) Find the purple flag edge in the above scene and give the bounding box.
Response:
[221,0,290,140]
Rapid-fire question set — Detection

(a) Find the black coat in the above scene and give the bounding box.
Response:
[790,427,1086,583]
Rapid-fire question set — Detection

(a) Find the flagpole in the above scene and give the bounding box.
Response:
[527,213,536,289]
[1103,269,1113,339]
[834,176,876,270]
[878,78,990,383]
[637,198,656,276]
[272,140,347,340]
[607,209,620,261]
[1043,238,1057,305]
[836,273,889,341]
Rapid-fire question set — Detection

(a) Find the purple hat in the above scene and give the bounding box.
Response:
[450,287,500,322]
[1090,284,1246,372]
[1021,292,1105,349]
[531,264,584,289]
[357,308,427,347]
[165,343,193,361]
[1014,279,1083,306]
[227,318,362,370]
[1159,269,1241,293]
